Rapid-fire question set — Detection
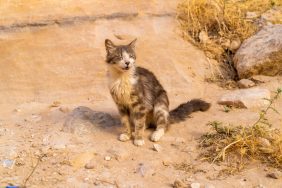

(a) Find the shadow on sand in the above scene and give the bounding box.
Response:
[63,106,121,136]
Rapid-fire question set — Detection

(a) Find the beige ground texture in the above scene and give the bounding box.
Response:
[0,0,282,188]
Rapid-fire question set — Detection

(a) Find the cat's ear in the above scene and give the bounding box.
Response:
[105,39,116,54]
[128,38,137,49]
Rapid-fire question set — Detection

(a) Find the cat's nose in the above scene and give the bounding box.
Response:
[125,61,130,65]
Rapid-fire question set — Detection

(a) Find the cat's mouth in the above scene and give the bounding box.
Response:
[122,66,130,70]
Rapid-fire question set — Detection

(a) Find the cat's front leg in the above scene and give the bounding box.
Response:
[132,110,146,146]
[118,106,132,142]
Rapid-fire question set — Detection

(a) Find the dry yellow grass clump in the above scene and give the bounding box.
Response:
[199,88,282,173]
[177,0,281,81]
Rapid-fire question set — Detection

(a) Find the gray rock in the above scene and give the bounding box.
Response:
[234,25,282,78]
[238,79,255,88]
[218,88,271,108]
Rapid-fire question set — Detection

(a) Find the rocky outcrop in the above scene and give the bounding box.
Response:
[218,88,271,108]
[234,25,282,78]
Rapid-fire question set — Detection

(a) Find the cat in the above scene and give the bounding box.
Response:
[105,38,210,146]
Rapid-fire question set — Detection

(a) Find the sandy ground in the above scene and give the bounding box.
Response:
[0,1,282,188]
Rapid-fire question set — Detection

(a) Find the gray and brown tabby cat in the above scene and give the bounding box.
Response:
[105,39,210,146]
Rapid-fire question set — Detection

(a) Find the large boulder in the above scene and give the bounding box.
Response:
[234,25,282,78]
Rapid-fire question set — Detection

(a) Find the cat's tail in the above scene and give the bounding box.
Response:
[169,99,211,124]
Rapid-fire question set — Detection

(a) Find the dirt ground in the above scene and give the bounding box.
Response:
[0,1,282,187]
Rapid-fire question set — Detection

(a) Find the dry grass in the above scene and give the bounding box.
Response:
[199,88,282,174]
[177,0,281,81]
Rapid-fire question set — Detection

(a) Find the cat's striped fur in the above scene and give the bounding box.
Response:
[105,39,210,146]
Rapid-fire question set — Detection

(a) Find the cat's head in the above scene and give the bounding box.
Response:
[105,39,137,72]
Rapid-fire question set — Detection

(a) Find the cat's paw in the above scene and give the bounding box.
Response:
[119,133,131,142]
[150,128,165,142]
[134,139,145,146]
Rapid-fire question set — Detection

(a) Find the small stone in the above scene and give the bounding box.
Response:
[104,156,111,161]
[84,161,95,169]
[153,144,162,152]
[205,184,215,188]
[173,179,186,188]
[190,182,201,188]
[266,170,282,179]
[14,108,21,112]
[230,39,241,51]
[199,31,209,44]
[237,79,255,88]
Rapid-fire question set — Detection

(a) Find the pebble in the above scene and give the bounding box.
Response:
[153,144,162,152]
[230,39,241,51]
[84,159,95,169]
[266,170,282,179]
[104,156,111,161]
[199,31,209,44]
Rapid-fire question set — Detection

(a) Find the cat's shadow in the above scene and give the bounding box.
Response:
[63,106,121,136]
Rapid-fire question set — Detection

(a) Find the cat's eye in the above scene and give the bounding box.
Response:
[130,55,135,58]
[118,56,123,60]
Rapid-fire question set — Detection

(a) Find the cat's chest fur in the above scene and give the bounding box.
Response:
[107,69,137,106]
